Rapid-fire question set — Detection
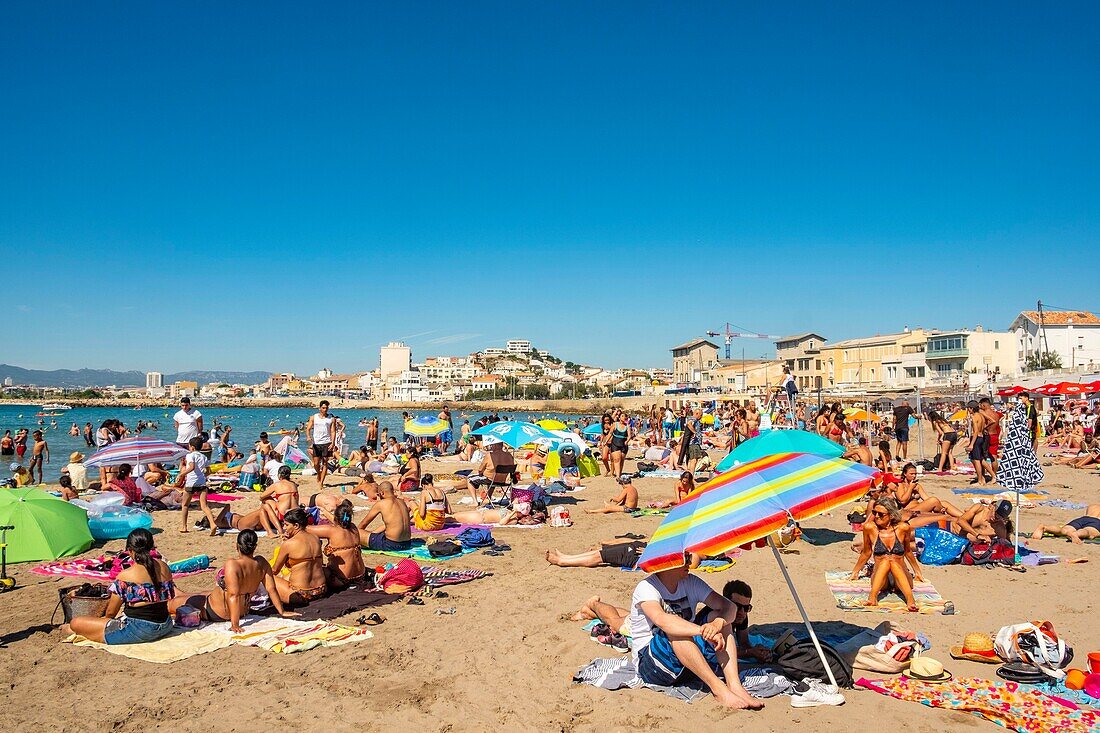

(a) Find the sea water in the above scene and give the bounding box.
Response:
[0,404,583,483]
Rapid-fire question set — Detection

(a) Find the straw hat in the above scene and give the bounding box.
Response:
[950,632,1001,664]
[903,656,952,683]
[70,451,85,463]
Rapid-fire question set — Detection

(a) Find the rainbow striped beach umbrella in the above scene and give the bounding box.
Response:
[636,451,876,694]
[638,452,877,572]
[84,436,189,468]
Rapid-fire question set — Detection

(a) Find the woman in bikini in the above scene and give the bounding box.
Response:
[271,508,327,605]
[258,465,300,536]
[170,530,298,632]
[926,410,958,471]
[306,500,366,588]
[675,471,696,504]
[411,474,449,532]
[849,496,922,612]
[208,504,282,536]
[596,413,613,476]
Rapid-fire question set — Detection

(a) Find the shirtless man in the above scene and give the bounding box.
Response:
[258,465,300,537]
[842,437,873,465]
[952,499,1012,542]
[585,475,640,514]
[357,481,412,551]
[29,430,49,484]
[978,398,1002,475]
[1031,504,1100,544]
[966,401,995,486]
[745,403,761,438]
[366,418,379,451]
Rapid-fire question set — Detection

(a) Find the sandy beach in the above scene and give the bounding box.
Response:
[1,447,1097,733]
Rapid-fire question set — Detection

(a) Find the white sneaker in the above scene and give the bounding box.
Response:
[790,678,845,707]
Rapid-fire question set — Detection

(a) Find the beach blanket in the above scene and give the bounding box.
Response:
[573,656,707,703]
[419,566,491,587]
[65,627,233,664]
[825,571,949,614]
[204,492,241,502]
[208,616,373,654]
[362,539,480,562]
[411,523,469,538]
[32,554,212,580]
[292,588,400,622]
[857,676,1100,733]
[1037,499,1087,510]
[638,470,708,480]
[952,487,1048,498]
[1043,532,1100,544]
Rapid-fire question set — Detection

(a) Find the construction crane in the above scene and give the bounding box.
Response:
[705,323,778,360]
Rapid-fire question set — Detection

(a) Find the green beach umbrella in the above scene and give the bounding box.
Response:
[715,429,845,473]
[0,488,94,563]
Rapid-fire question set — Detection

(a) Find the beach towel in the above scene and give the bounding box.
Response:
[292,588,400,622]
[411,523,470,537]
[1037,500,1087,510]
[418,566,491,587]
[32,554,212,581]
[362,539,480,562]
[857,676,1100,733]
[825,571,949,614]
[573,656,707,703]
[697,557,737,573]
[632,508,671,517]
[65,627,233,664]
[1043,532,1100,544]
[209,616,373,654]
[204,492,241,502]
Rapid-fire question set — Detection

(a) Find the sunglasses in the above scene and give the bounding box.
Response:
[872,510,889,518]
[732,600,753,612]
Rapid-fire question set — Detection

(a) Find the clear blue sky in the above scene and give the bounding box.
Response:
[2,2,1096,374]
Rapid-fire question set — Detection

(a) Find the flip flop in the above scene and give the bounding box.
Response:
[355,612,386,626]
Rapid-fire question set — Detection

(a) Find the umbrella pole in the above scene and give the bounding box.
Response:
[1015,487,1022,565]
[767,536,842,691]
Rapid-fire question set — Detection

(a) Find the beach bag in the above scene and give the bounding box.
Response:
[456,527,494,548]
[777,639,853,688]
[994,622,1071,679]
[960,538,1015,566]
[914,527,968,566]
[54,583,111,624]
[637,461,658,474]
[426,539,462,558]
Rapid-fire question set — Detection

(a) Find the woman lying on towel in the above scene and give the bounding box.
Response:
[170,530,299,632]
[62,529,177,644]
[850,497,923,612]
[450,498,547,526]
[271,508,328,605]
[307,500,366,588]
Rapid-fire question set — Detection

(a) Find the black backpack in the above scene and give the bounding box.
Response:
[776,639,853,688]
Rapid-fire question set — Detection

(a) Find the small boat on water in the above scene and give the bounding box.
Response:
[41,403,73,411]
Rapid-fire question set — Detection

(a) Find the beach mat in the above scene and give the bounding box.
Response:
[857,676,1100,732]
[952,487,1048,498]
[65,627,233,664]
[204,493,241,502]
[292,588,400,622]
[207,616,374,654]
[419,566,491,586]
[633,508,670,517]
[362,539,480,562]
[825,571,949,614]
[32,555,212,581]
[1043,532,1100,544]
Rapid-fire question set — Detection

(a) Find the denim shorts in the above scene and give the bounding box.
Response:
[103,616,173,645]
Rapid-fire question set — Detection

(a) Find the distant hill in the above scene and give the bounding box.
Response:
[0,364,271,389]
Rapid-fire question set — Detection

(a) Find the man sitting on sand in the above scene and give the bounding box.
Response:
[357,481,412,552]
[842,437,873,465]
[627,553,763,709]
[1031,504,1100,544]
[585,474,639,514]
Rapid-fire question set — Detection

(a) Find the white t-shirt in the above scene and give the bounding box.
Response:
[183,450,209,488]
[174,408,202,444]
[643,446,670,461]
[312,414,334,445]
[264,458,285,483]
[627,573,714,660]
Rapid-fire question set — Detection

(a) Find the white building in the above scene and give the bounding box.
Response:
[146,372,163,389]
[925,327,1018,386]
[1010,310,1100,373]
[507,339,533,354]
[480,347,506,357]
[389,369,433,402]
[380,342,412,378]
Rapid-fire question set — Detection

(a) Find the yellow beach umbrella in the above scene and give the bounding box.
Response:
[701,414,716,425]
[948,409,968,422]
[536,418,567,431]
[843,408,881,422]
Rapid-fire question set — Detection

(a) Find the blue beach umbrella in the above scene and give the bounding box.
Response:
[469,420,556,448]
[714,430,845,473]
